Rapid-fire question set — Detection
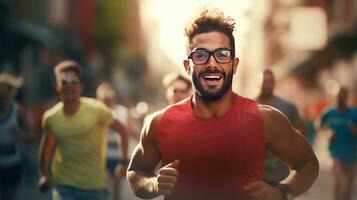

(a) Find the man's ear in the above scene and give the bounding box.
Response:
[233,57,239,74]
[183,60,191,75]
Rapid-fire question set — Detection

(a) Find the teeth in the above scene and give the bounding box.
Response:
[204,75,221,79]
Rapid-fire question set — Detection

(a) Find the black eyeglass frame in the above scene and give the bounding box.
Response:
[188,48,233,65]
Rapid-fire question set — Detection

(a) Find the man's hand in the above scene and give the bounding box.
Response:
[244,181,282,200]
[114,163,128,178]
[153,160,180,195]
[38,176,52,193]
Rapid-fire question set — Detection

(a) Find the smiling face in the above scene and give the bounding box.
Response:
[55,71,82,102]
[166,79,191,104]
[184,31,238,102]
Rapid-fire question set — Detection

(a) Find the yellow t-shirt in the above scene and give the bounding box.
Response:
[42,97,115,189]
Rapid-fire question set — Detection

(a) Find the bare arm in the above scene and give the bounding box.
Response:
[127,112,179,199]
[293,118,307,137]
[38,131,56,177]
[38,130,56,192]
[262,105,319,196]
[127,113,162,199]
[110,119,129,161]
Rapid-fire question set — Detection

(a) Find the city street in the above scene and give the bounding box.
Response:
[14,131,357,200]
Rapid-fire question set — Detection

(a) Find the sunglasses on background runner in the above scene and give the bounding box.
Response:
[59,79,80,86]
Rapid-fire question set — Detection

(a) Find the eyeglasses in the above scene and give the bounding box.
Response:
[59,79,80,86]
[188,48,232,65]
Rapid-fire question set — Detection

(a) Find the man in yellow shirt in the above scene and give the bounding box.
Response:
[38,60,128,200]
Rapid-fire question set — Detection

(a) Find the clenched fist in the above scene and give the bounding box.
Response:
[153,160,180,195]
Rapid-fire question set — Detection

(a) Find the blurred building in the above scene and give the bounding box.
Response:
[242,0,357,115]
[0,0,150,132]
[0,0,149,103]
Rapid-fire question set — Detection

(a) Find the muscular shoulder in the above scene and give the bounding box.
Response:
[258,104,293,143]
[141,100,191,147]
[258,104,287,121]
[274,96,298,111]
[141,102,189,141]
[140,109,165,146]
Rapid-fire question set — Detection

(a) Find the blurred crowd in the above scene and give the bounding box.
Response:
[0,63,356,200]
[1,1,357,200]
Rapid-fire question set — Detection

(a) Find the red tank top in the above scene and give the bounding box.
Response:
[157,94,265,200]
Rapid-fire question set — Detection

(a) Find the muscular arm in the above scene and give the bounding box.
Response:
[110,119,129,161]
[38,131,56,177]
[293,118,307,137]
[261,105,319,196]
[127,112,163,199]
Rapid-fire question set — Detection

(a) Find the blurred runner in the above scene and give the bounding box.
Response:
[96,82,138,200]
[162,72,192,105]
[0,73,33,200]
[320,87,357,200]
[38,60,128,200]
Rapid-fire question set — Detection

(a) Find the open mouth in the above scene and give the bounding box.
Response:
[63,89,74,95]
[202,74,223,86]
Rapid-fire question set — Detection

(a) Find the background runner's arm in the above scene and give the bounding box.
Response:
[110,119,129,161]
[38,130,57,192]
[38,131,56,177]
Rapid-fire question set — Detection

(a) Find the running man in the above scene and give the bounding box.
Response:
[38,60,128,200]
[321,87,357,200]
[127,8,318,200]
[0,73,33,200]
[96,82,138,200]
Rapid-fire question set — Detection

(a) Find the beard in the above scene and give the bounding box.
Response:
[192,67,233,102]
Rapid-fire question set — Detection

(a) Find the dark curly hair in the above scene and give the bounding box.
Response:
[185,8,236,57]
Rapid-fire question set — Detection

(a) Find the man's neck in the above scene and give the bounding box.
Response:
[63,99,80,116]
[191,91,235,118]
[257,94,274,105]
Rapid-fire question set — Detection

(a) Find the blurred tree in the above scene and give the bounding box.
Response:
[93,1,129,62]
[93,0,147,101]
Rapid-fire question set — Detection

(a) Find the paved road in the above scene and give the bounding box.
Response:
[12,131,357,200]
